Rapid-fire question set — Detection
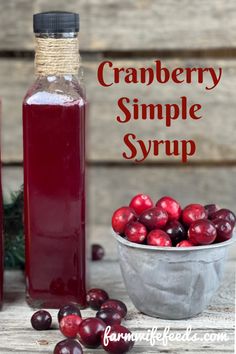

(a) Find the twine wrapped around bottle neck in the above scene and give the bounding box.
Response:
[35,37,80,76]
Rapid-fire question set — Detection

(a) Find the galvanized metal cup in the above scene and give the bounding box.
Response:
[114,233,236,320]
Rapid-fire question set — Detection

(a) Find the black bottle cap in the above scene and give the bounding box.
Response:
[33,11,80,33]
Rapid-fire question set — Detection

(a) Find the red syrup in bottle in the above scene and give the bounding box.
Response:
[23,12,87,308]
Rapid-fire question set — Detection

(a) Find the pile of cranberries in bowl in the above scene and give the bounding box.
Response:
[30,289,134,354]
[112,194,236,247]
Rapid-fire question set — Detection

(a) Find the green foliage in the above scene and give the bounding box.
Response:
[4,186,24,269]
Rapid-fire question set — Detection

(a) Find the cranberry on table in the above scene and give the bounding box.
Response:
[102,324,134,354]
[147,229,172,247]
[96,308,122,326]
[58,303,82,323]
[31,310,52,330]
[124,221,147,243]
[139,207,168,230]
[156,196,181,221]
[188,220,217,245]
[92,244,105,261]
[77,318,106,349]
[54,339,83,354]
[112,207,136,234]
[209,208,236,227]
[129,193,153,215]
[213,219,234,243]
[164,220,186,246]
[176,240,194,247]
[204,204,220,218]
[101,299,127,318]
[59,314,82,338]
[86,288,109,310]
[182,203,207,226]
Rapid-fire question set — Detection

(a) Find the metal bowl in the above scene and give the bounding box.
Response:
[113,232,236,319]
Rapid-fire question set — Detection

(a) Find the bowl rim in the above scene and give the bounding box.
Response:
[113,231,236,252]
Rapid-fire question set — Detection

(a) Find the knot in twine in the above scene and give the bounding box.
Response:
[35,37,80,76]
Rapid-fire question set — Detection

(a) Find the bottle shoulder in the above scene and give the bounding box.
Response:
[23,76,86,106]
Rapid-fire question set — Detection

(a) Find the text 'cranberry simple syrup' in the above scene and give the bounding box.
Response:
[23,12,87,308]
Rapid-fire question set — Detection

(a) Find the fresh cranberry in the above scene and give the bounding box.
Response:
[77,318,106,349]
[59,314,82,338]
[86,288,109,310]
[176,240,194,247]
[112,207,136,234]
[139,207,168,230]
[182,204,207,226]
[31,310,52,330]
[124,221,147,243]
[209,208,236,227]
[129,194,153,215]
[102,324,134,354]
[54,339,83,354]
[212,219,234,243]
[156,196,181,221]
[188,220,217,245]
[58,303,81,323]
[147,230,172,247]
[92,244,105,261]
[204,204,220,218]
[101,300,127,318]
[96,308,122,326]
[164,220,186,246]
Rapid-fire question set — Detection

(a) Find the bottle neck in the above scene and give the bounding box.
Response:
[34,32,80,77]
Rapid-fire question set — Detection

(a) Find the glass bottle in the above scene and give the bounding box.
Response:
[23,12,87,308]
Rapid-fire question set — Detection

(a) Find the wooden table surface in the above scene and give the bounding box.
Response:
[0,258,234,354]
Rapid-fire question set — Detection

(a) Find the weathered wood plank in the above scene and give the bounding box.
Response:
[2,166,236,260]
[0,0,236,51]
[0,261,234,353]
[1,58,236,162]
[3,165,236,226]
